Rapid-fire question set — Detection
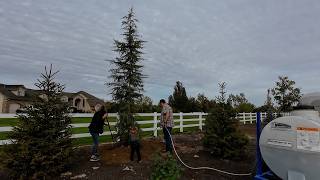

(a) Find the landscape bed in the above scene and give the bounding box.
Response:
[0,124,257,180]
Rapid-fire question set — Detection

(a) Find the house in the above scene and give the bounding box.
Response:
[0,83,104,113]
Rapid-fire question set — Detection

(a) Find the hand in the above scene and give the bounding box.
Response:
[103,113,108,119]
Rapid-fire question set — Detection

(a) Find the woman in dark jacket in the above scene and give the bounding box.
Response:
[88,104,107,162]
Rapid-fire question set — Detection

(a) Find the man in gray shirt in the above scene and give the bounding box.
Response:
[160,99,174,153]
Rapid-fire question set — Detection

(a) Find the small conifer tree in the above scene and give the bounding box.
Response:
[1,65,73,179]
[203,82,249,159]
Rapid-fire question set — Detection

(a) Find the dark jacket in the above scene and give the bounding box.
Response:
[89,110,106,134]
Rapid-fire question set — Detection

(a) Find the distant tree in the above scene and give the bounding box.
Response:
[271,76,301,112]
[196,93,214,112]
[135,96,153,113]
[203,82,249,159]
[264,88,275,124]
[187,96,201,112]
[1,65,73,179]
[228,93,255,113]
[107,8,146,142]
[236,103,255,113]
[228,93,248,107]
[168,81,189,112]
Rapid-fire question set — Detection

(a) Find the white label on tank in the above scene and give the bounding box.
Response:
[297,127,320,152]
[267,139,292,147]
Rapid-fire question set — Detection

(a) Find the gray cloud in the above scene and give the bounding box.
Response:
[0,0,320,105]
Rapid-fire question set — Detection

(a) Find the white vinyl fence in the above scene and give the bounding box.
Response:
[0,112,289,145]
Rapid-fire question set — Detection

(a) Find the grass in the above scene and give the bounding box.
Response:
[0,118,18,127]
[0,132,8,140]
[72,135,114,146]
[0,115,205,145]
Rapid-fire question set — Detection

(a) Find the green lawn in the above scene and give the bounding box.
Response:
[72,135,113,146]
[0,118,18,126]
[0,132,8,140]
[0,115,205,146]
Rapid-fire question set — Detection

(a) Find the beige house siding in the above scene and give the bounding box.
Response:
[0,93,4,113]
[11,87,25,96]
[0,84,104,113]
[8,103,20,113]
[72,94,92,112]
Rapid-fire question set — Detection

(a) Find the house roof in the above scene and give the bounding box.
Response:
[0,87,31,101]
[0,84,26,90]
[75,91,104,107]
[0,83,104,106]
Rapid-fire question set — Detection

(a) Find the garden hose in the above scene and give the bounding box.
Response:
[164,127,252,176]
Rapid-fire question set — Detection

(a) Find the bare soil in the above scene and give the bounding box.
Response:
[1,124,258,180]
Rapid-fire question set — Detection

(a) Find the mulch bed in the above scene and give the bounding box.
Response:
[1,125,258,180]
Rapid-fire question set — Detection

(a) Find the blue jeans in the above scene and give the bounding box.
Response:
[163,127,172,152]
[90,131,99,156]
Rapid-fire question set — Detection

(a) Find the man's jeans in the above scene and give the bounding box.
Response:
[90,131,99,156]
[163,127,173,152]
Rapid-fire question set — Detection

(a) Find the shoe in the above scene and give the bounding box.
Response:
[90,155,100,162]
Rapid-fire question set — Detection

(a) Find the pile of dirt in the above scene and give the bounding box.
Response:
[101,139,164,165]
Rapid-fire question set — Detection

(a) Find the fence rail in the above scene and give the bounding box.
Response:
[0,112,289,145]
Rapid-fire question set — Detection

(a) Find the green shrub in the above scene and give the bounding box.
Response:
[203,83,249,159]
[151,153,182,180]
[203,102,249,159]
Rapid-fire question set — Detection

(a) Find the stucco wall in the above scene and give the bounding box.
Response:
[9,103,20,113]
[11,87,25,96]
[72,94,92,112]
[0,93,4,113]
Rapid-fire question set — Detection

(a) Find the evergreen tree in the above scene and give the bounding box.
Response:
[197,94,209,112]
[168,81,189,112]
[271,76,301,112]
[1,65,73,179]
[107,8,146,142]
[203,82,249,159]
[196,93,216,113]
[187,96,201,112]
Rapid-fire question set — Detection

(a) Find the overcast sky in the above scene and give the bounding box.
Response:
[1,0,320,105]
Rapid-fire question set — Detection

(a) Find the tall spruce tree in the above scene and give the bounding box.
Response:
[1,65,73,179]
[203,82,249,159]
[108,8,145,142]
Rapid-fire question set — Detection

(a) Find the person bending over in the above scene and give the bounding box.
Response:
[159,99,174,153]
[88,104,108,162]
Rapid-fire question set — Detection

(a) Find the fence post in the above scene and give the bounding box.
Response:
[242,113,246,125]
[116,113,120,121]
[199,113,203,131]
[250,113,253,124]
[153,112,158,137]
[180,112,183,132]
